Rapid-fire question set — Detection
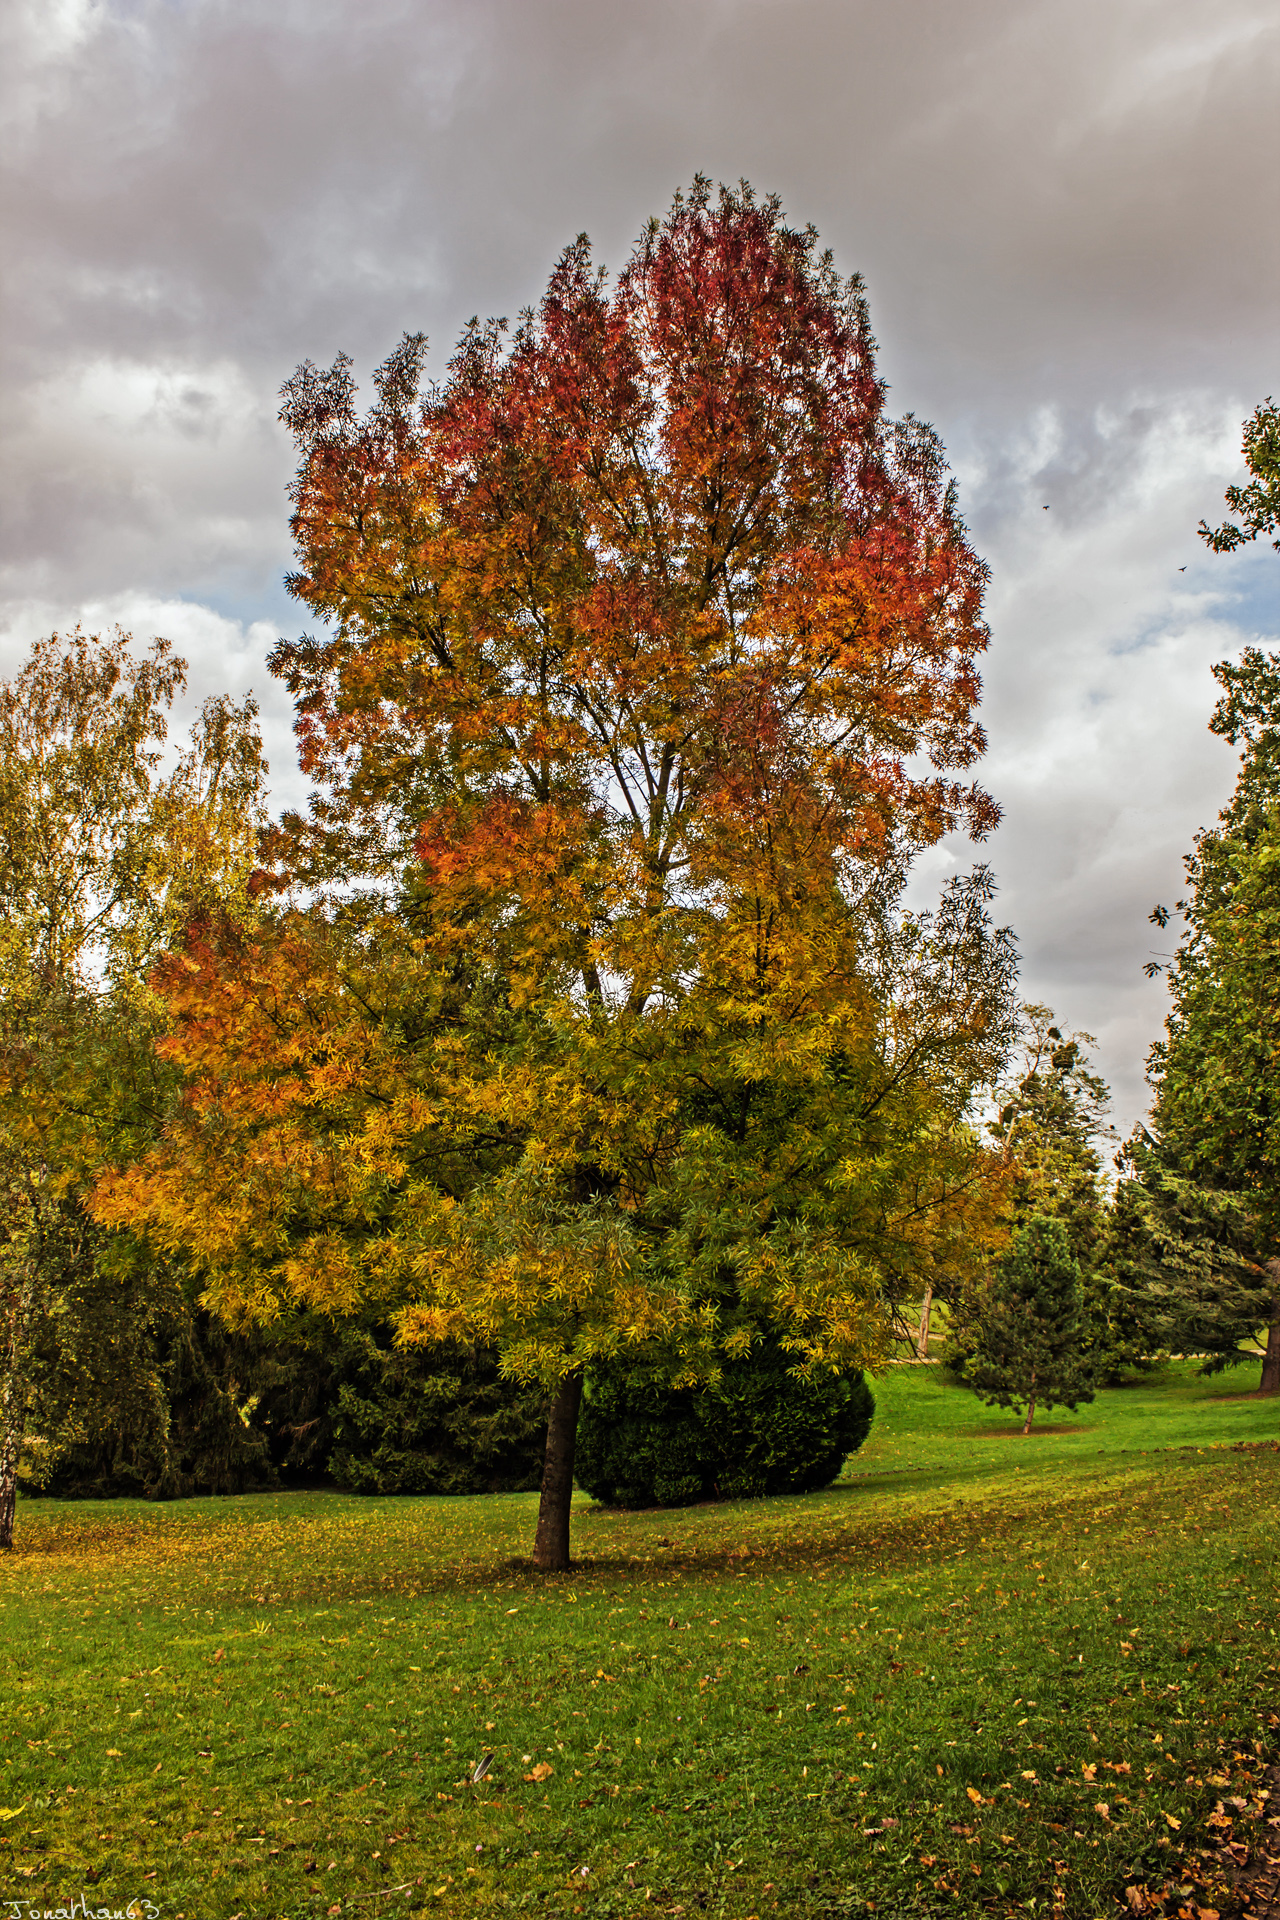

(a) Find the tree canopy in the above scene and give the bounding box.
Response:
[0,628,266,1546]
[95,182,1017,1566]
[1199,399,1280,554]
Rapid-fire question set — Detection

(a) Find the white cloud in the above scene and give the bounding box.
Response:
[0,594,305,816]
[949,397,1270,1133]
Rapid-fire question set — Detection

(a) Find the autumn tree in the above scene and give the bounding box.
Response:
[1136,646,1280,1392]
[0,629,266,1545]
[98,181,1017,1569]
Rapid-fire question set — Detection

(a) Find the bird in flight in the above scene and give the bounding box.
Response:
[1178,566,1186,572]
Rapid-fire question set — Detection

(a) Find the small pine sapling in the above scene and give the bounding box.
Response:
[953,1214,1096,1434]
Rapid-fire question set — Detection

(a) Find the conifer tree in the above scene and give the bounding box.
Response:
[988,1005,1113,1267]
[985,1006,1159,1381]
[951,1214,1095,1433]
[1134,645,1280,1392]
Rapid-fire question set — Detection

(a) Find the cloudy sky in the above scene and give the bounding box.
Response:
[3,0,1277,1134]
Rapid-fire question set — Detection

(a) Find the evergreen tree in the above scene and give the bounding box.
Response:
[983,1006,1154,1383]
[1139,646,1280,1392]
[988,1006,1112,1260]
[950,1215,1096,1433]
[1104,1159,1266,1373]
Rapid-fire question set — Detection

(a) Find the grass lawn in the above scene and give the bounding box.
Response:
[2,1361,1278,1920]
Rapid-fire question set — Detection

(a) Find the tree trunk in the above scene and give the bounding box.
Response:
[915,1284,934,1361]
[1022,1370,1036,1436]
[0,1269,37,1552]
[1260,1264,1280,1395]
[0,1385,25,1551]
[532,1373,583,1572]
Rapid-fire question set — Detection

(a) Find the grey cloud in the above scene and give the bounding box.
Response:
[2,0,1278,1133]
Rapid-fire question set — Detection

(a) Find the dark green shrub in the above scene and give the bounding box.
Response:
[28,1308,289,1499]
[26,1305,547,1500]
[575,1339,874,1507]
[325,1331,547,1495]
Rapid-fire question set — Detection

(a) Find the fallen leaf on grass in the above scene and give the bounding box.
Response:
[524,1762,553,1783]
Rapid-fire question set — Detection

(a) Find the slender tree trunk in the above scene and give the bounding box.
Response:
[915,1284,934,1361]
[1022,1369,1037,1436]
[532,1373,583,1572]
[0,1399,24,1551]
[1259,1264,1280,1395]
[0,1262,39,1552]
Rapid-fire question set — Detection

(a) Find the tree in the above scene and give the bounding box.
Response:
[1200,399,1280,553]
[1104,1153,1267,1374]
[1140,646,1280,1392]
[983,1005,1159,1381]
[949,1215,1095,1433]
[575,1336,874,1507]
[0,628,267,1545]
[97,182,1017,1569]
[987,1005,1113,1263]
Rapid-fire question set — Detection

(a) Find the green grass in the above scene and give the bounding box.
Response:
[2,1361,1278,1920]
